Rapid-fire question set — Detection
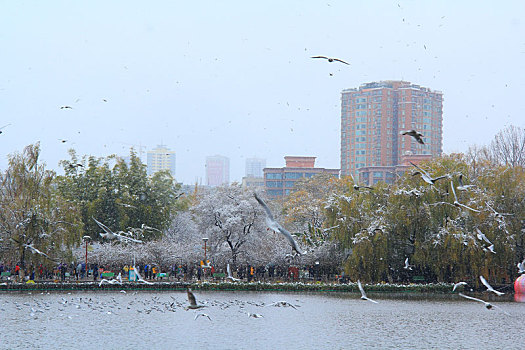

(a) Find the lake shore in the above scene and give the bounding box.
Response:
[0,279,512,294]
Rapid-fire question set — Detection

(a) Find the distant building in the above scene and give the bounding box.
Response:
[340,80,443,182]
[205,155,230,187]
[263,156,339,198]
[245,157,266,178]
[241,176,265,190]
[147,144,176,176]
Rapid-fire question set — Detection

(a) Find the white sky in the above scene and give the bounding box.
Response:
[1,1,524,184]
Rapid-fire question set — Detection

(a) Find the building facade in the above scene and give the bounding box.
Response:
[146,144,176,176]
[340,80,443,181]
[245,157,266,178]
[205,155,230,187]
[263,156,339,198]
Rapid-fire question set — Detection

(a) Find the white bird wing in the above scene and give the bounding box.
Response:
[480,276,503,295]
[357,280,367,298]
[450,181,459,202]
[255,193,304,255]
[133,266,153,285]
[227,264,232,278]
[459,293,486,304]
[456,202,480,213]
[409,162,431,179]
[92,217,117,238]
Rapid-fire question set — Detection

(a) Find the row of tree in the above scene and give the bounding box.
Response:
[1,126,524,285]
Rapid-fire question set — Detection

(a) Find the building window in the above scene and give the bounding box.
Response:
[267,181,283,188]
[266,173,282,179]
[285,172,303,179]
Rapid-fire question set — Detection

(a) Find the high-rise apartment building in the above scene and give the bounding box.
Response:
[147,144,176,176]
[340,81,443,181]
[245,157,266,178]
[205,155,230,187]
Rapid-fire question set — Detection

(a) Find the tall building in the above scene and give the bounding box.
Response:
[205,155,230,187]
[263,156,339,198]
[147,144,176,176]
[245,157,266,178]
[340,80,443,183]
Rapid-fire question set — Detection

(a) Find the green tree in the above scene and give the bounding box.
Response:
[0,144,82,279]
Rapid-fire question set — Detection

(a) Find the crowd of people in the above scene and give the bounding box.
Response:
[0,261,340,283]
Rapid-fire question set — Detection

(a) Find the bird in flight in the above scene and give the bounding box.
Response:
[452,281,468,292]
[92,217,144,243]
[458,293,509,314]
[311,56,350,65]
[23,243,57,262]
[401,129,425,144]
[410,162,449,186]
[0,124,11,134]
[403,257,413,270]
[456,174,475,191]
[60,106,73,109]
[226,263,240,282]
[254,193,305,255]
[194,313,211,321]
[358,280,378,303]
[517,258,525,274]
[186,288,206,310]
[350,173,373,191]
[479,276,504,296]
[450,181,480,213]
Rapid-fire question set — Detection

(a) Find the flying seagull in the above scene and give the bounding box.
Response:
[358,280,378,303]
[458,293,509,315]
[132,266,153,285]
[60,106,73,109]
[92,217,143,243]
[475,228,496,254]
[479,276,504,296]
[265,301,298,309]
[401,129,425,144]
[254,193,305,255]
[403,257,413,270]
[186,288,206,310]
[517,258,525,274]
[23,243,57,262]
[194,313,211,321]
[226,263,240,282]
[452,282,468,292]
[410,162,449,186]
[458,293,493,310]
[0,124,11,134]
[456,174,475,191]
[311,55,350,65]
[450,181,480,213]
[350,173,373,191]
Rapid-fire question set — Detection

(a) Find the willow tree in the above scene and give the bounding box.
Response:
[0,144,82,279]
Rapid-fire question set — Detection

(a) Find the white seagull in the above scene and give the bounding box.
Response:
[186,288,206,310]
[194,313,211,321]
[450,181,480,213]
[403,257,413,270]
[452,281,468,292]
[226,264,240,282]
[92,217,143,243]
[265,301,298,309]
[358,280,378,303]
[132,266,153,285]
[475,229,496,254]
[254,193,305,255]
[456,174,475,191]
[350,173,373,191]
[517,258,525,274]
[479,276,504,296]
[410,162,449,186]
[23,243,57,262]
[458,293,509,314]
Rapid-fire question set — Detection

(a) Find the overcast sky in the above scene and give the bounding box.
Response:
[1,1,524,184]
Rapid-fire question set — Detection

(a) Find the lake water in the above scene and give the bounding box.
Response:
[1,290,523,349]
